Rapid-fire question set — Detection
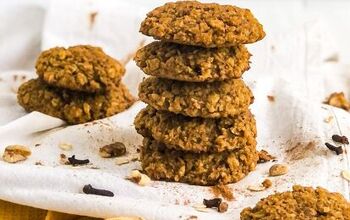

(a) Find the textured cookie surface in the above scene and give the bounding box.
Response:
[135,106,256,152]
[241,185,350,220]
[36,45,125,93]
[140,1,265,47]
[139,77,253,118]
[17,79,135,124]
[134,41,250,82]
[141,137,258,186]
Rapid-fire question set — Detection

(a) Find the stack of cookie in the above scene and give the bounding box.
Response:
[17,45,135,124]
[134,1,265,185]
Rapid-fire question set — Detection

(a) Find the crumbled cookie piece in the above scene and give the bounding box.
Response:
[210,184,234,201]
[258,150,275,163]
[241,185,350,219]
[135,41,250,82]
[140,1,265,47]
[2,145,31,163]
[99,142,126,158]
[324,92,350,111]
[269,164,288,176]
[267,95,275,102]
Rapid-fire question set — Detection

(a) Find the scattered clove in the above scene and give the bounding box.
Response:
[332,135,349,145]
[325,143,343,155]
[82,184,114,197]
[203,198,222,208]
[203,198,228,213]
[67,155,90,166]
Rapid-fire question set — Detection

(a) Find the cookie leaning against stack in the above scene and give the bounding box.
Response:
[134,1,265,185]
[17,45,135,124]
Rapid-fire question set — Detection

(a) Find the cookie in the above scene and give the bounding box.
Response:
[241,185,350,220]
[139,77,253,118]
[140,1,265,47]
[141,137,258,186]
[17,79,135,124]
[134,106,256,152]
[134,41,250,82]
[36,45,125,93]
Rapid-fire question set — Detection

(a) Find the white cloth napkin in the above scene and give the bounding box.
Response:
[0,0,349,220]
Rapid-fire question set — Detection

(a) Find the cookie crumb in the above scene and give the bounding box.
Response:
[324,92,350,111]
[269,164,288,176]
[267,95,275,102]
[258,150,275,163]
[89,11,98,29]
[210,184,234,201]
[218,202,228,213]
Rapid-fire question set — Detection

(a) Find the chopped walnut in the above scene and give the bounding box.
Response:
[2,145,31,163]
[324,92,350,111]
[126,170,151,186]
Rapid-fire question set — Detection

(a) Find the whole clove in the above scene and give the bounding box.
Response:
[203,198,222,208]
[332,135,349,145]
[82,184,114,197]
[325,143,343,155]
[68,155,90,166]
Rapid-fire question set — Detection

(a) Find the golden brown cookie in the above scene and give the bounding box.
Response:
[241,185,350,220]
[139,77,253,118]
[134,106,256,152]
[140,1,265,47]
[134,41,250,82]
[141,137,258,186]
[17,79,135,124]
[36,45,125,93]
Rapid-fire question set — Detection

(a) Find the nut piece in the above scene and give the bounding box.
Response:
[127,170,151,186]
[324,92,350,111]
[341,170,350,181]
[58,143,72,151]
[192,204,210,213]
[99,142,126,158]
[218,202,228,213]
[2,145,31,163]
[247,185,266,192]
[269,164,288,176]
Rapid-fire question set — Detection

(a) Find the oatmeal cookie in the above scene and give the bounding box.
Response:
[17,79,135,124]
[36,45,125,93]
[139,77,253,118]
[134,106,256,152]
[241,185,350,220]
[140,1,265,47]
[141,137,258,186]
[134,41,250,82]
